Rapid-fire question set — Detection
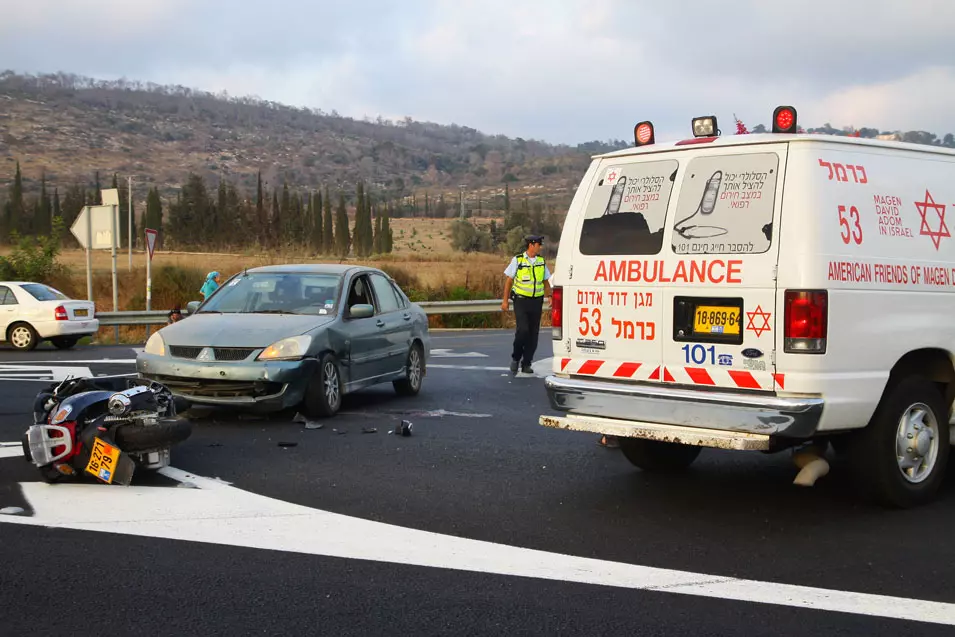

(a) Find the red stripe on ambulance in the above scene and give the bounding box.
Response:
[774,373,786,389]
[728,370,762,390]
[560,358,571,371]
[577,360,604,375]
[685,367,716,385]
[613,362,642,378]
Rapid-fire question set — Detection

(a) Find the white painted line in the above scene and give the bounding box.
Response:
[1,459,953,626]
[0,445,23,459]
[0,365,93,381]
[429,364,511,371]
[430,349,489,359]
[0,359,136,365]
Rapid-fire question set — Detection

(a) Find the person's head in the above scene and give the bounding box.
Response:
[168,308,183,323]
[524,235,544,257]
[207,271,221,284]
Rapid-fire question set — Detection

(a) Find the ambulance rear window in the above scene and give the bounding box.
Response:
[671,152,779,255]
[578,159,679,255]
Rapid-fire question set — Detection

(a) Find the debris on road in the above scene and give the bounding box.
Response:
[305,421,324,430]
[392,420,413,437]
[277,441,298,448]
[0,506,26,516]
[361,427,378,434]
[333,429,347,435]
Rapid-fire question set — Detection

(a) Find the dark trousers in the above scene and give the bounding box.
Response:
[511,295,544,366]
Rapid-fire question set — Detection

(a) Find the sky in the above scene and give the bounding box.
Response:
[1,0,953,145]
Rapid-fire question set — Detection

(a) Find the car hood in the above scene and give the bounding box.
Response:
[159,313,333,348]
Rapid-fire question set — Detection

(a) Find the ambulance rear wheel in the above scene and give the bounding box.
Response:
[619,438,701,472]
[846,377,950,508]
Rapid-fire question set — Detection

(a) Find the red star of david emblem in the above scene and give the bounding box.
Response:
[607,170,617,182]
[915,190,950,250]
[746,305,772,338]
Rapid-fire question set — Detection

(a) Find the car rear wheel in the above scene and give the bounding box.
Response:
[8,323,38,351]
[619,438,702,472]
[846,377,950,508]
[304,353,342,418]
[393,343,424,396]
[50,337,79,350]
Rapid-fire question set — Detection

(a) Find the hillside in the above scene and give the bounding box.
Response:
[0,71,628,207]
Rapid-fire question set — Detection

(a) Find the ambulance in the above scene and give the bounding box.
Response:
[539,106,955,508]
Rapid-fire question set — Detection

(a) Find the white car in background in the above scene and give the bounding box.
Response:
[0,282,98,351]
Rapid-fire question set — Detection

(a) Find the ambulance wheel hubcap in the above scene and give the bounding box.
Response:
[895,403,939,484]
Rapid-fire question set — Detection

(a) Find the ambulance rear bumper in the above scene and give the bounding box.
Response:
[542,375,824,439]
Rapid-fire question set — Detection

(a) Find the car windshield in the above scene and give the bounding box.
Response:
[20,283,68,301]
[198,272,343,315]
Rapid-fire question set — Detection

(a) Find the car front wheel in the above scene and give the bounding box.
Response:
[393,343,424,396]
[304,353,342,418]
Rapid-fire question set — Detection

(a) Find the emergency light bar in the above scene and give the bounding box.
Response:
[691,116,718,138]
[773,105,798,133]
[634,121,655,147]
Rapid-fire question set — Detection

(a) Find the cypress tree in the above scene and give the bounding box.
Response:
[311,190,323,253]
[334,191,350,257]
[322,186,334,254]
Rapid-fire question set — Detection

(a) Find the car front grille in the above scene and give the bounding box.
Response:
[144,376,283,399]
[213,348,255,361]
[169,346,202,359]
[168,346,256,361]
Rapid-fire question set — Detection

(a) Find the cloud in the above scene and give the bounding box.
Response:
[1,0,953,143]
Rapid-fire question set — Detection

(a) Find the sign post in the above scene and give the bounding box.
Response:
[85,205,93,301]
[101,189,121,343]
[70,203,119,303]
[145,229,158,312]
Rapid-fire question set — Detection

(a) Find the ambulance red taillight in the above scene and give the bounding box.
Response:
[784,290,827,354]
[551,286,563,340]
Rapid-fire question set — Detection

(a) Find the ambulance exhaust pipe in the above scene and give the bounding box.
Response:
[791,442,830,487]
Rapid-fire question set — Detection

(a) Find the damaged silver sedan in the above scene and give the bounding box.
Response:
[136,264,430,418]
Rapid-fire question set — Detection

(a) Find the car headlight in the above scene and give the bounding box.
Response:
[257,335,311,361]
[144,332,165,356]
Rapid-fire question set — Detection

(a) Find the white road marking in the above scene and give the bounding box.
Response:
[0,359,136,364]
[1,457,953,626]
[0,445,23,459]
[430,348,489,358]
[0,365,94,381]
[429,364,511,371]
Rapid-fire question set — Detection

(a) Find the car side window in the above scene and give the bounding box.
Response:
[369,274,400,314]
[390,282,408,309]
[0,286,17,305]
[346,275,371,310]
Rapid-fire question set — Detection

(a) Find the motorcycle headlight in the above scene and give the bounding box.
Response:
[257,335,311,361]
[144,332,165,356]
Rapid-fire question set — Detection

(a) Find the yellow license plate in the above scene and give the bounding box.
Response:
[85,437,121,484]
[74,309,88,317]
[693,305,741,335]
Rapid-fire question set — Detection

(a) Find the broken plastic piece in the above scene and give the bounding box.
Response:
[305,421,324,430]
[277,441,298,447]
[0,506,25,515]
[361,427,378,434]
[396,420,413,437]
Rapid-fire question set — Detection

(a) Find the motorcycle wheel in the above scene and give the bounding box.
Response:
[113,417,192,453]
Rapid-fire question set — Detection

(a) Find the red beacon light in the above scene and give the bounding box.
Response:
[772,105,798,134]
[634,121,655,147]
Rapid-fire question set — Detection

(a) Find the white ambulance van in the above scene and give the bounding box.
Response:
[540,106,955,508]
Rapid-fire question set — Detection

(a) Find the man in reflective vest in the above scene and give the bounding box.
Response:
[501,234,552,374]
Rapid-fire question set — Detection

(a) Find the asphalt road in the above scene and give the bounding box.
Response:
[2,331,955,635]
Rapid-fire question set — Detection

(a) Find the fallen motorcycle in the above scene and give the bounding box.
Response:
[21,375,192,485]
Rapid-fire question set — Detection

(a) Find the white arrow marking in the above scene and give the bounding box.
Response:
[430,348,488,358]
[0,459,953,626]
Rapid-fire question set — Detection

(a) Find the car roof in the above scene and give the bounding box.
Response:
[0,281,38,287]
[242,264,383,276]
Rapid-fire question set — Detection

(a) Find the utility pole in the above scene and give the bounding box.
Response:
[128,175,133,270]
[459,184,467,218]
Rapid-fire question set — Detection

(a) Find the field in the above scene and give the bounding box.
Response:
[23,218,521,343]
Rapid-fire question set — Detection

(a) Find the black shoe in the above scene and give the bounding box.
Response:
[510,360,519,373]
[521,364,533,374]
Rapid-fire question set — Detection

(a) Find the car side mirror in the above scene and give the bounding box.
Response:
[186,301,201,314]
[348,303,374,319]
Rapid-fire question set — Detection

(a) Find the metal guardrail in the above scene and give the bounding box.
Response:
[95,299,510,326]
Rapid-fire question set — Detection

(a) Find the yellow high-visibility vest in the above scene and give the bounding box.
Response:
[512,254,546,298]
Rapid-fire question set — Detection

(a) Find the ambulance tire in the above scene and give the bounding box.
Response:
[846,377,950,508]
[618,438,701,472]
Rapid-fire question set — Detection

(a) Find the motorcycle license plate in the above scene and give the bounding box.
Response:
[85,437,121,484]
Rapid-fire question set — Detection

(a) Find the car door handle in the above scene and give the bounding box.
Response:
[376,320,385,328]
[402,313,411,321]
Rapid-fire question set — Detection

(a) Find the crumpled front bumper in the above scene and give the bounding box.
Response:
[136,354,317,409]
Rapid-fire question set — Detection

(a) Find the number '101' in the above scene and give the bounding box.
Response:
[682,344,716,365]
